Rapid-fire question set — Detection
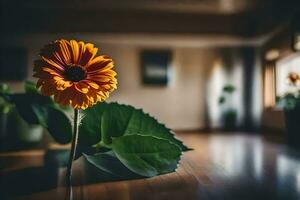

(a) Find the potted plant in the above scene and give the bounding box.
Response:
[277,72,300,148]
[219,84,238,131]
[0,82,46,150]
[0,84,13,147]
[14,81,44,145]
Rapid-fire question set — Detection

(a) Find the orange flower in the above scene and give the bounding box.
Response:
[33,39,117,109]
[287,72,300,86]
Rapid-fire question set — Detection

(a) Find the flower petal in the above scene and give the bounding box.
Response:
[74,82,89,94]
[86,55,113,72]
[70,40,80,64]
[82,80,100,89]
[80,43,98,66]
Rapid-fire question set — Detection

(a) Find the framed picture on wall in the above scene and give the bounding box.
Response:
[0,48,27,81]
[140,50,172,86]
[291,13,300,51]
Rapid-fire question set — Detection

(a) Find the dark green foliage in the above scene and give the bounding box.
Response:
[80,102,188,151]
[79,102,189,177]
[0,83,11,94]
[83,151,141,179]
[223,84,236,93]
[219,84,237,131]
[0,83,13,114]
[1,83,189,178]
[112,135,181,177]
[277,92,300,110]
[219,96,226,105]
[24,81,39,94]
[0,82,72,144]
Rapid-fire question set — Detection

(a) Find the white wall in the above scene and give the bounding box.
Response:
[105,46,217,130]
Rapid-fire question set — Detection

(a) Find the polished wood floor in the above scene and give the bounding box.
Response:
[1,132,300,200]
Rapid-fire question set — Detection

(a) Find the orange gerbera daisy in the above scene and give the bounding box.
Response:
[33,39,117,109]
[287,72,300,86]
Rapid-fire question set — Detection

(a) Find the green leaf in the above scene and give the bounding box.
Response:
[2,93,72,144]
[78,102,108,146]
[100,103,133,144]
[123,108,188,150]
[112,134,182,177]
[0,83,11,94]
[223,84,236,93]
[83,151,141,179]
[45,107,72,144]
[80,102,188,151]
[218,96,226,104]
[24,81,39,94]
[32,104,72,144]
[0,84,13,114]
[2,93,52,124]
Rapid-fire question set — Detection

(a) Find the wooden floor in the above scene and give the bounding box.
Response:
[1,132,300,200]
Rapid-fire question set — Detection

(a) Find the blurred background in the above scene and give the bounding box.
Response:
[1,0,300,133]
[1,0,300,199]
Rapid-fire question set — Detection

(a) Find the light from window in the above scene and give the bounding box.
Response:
[276,53,300,97]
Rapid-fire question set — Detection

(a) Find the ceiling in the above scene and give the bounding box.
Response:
[1,0,299,37]
[9,0,272,14]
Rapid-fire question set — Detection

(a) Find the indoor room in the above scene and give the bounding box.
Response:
[0,0,300,199]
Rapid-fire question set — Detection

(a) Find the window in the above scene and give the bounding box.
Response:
[276,53,300,97]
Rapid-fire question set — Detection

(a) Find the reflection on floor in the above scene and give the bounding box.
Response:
[1,132,300,200]
[182,132,300,200]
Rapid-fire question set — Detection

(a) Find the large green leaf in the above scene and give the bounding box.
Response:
[80,102,188,151]
[100,103,133,144]
[32,104,72,144]
[76,103,108,158]
[111,134,182,177]
[83,151,141,179]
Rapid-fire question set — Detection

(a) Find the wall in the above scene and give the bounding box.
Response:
[107,47,217,130]
[1,34,262,130]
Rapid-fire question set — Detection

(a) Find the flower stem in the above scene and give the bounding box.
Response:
[66,109,80,187]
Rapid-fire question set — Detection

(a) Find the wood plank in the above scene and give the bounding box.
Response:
[2,132,300,200]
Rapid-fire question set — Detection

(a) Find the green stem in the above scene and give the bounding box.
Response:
[66,109,80,187]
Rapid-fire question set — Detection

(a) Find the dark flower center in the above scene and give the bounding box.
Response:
[64,66,87,82]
